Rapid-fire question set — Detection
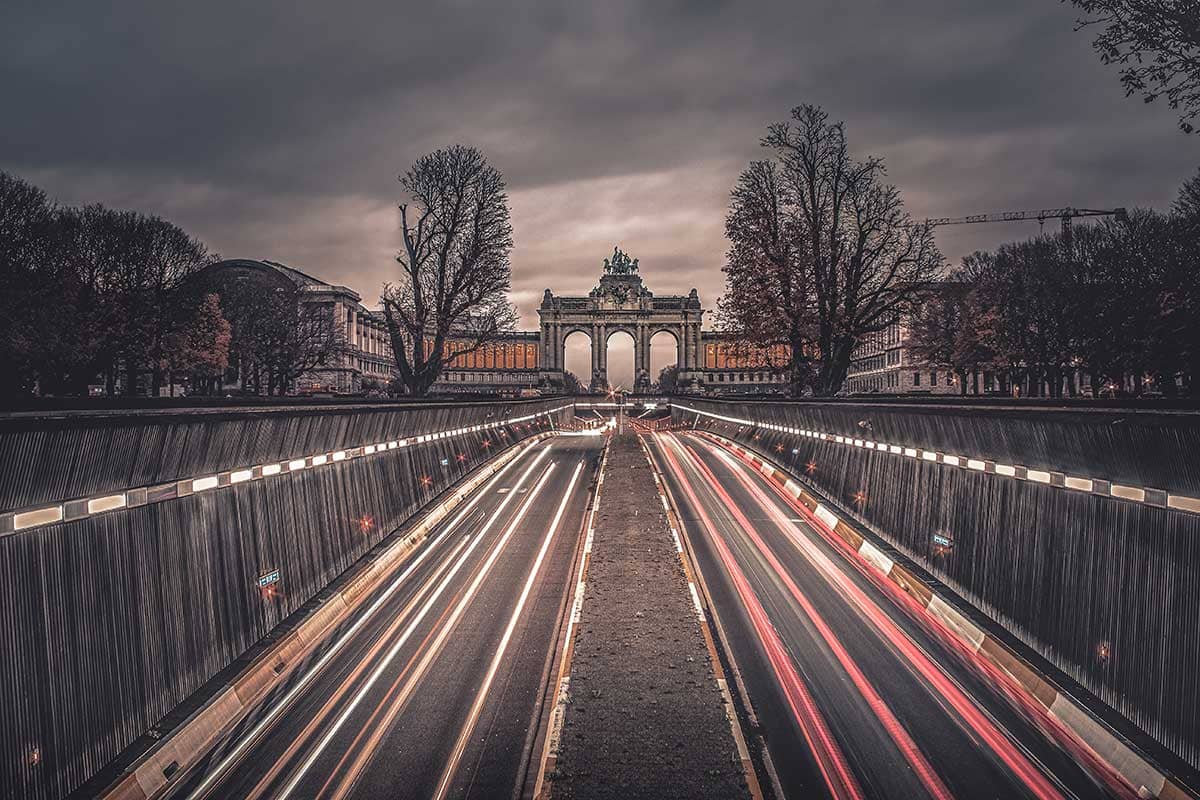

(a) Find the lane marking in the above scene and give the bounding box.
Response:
[701,428,1180,800]
[432,461,585,800]
[271,449,553,799]
[185,443,544,800]
[688,581,706,622]
[656,435,861,800]
[324,461,562,800]
[240,533,476,800]
[642,435,766,800]
[533,441,610,800]
[689,439,952,800]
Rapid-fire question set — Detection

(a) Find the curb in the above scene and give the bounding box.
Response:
[100,433,554,800]
[696,429,1195,800]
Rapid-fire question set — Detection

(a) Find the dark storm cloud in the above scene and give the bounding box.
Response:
[2,0,1195,326]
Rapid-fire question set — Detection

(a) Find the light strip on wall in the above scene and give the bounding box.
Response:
[192,476,220,492]
[14,505,63,530]
[674,403,1200,517]
[87,494,127,514]
[0,403,572,537]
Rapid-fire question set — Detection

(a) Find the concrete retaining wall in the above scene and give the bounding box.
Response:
[0,399,572,800]
[672,398,1200,775]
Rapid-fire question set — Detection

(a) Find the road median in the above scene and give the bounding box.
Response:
[545,433,754,800]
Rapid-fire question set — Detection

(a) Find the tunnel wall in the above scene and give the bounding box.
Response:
[672,398,1200,773]
[0,399,572,800]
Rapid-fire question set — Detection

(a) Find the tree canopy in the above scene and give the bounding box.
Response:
[907,173,1200,397]
[0,171,218,400]
[1068,0,1200,133]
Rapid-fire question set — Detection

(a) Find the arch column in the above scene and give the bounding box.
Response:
[597,325,607,374]
[589,328,597,381]
[633,325,645,381]
[634,324,652,392]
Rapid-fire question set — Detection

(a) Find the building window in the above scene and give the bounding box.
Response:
[931,370,938,386]
[913,372,920,387]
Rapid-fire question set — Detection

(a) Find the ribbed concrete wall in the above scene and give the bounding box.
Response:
[674,398,1200,773]
[0,399,571,800]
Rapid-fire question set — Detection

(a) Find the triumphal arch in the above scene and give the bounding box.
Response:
[538,247,705,392]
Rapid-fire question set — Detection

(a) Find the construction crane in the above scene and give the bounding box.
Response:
[925,207,1127,241]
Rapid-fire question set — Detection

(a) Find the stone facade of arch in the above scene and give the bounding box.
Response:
[538,264,704,393]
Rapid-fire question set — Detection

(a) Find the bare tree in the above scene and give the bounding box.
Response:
[1171,170,1200,391]
[562,370,585,395]
[266,300,344,395]
[719,159,815,395]
[163,292,231,395]
[1067,0,1200,133]
[383,145,518,396]
[215,279,343,395]
[906,280,998,395]
[722,105,942,396]
[50,204,213,395]
[0,172,217,399]
[140,216,217,394]
[656,365,680,395]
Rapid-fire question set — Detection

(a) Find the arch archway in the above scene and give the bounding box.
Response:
[649,329,680,391]
[562,330,592,394]
[605,330,635,392]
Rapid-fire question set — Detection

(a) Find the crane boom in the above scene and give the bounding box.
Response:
[924,207,1127,239]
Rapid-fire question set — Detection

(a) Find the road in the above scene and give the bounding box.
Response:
[646,430,1141,800]
[170,435,601,800]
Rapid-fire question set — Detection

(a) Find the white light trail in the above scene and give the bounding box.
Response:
[185,444,545,800]
[432,460,585,800]
[276,451,555,799]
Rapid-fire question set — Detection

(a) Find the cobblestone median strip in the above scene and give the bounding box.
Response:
[548,434,754,800]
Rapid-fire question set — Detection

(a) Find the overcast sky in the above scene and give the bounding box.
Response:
[2,0,1195,385]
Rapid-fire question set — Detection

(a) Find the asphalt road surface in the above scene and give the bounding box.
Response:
[170,435,602,800]
[647,430,1143,800]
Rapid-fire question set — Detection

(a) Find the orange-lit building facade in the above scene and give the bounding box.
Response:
[700,334,791,393]
[438,331,797,394]
[432,332,542,393]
